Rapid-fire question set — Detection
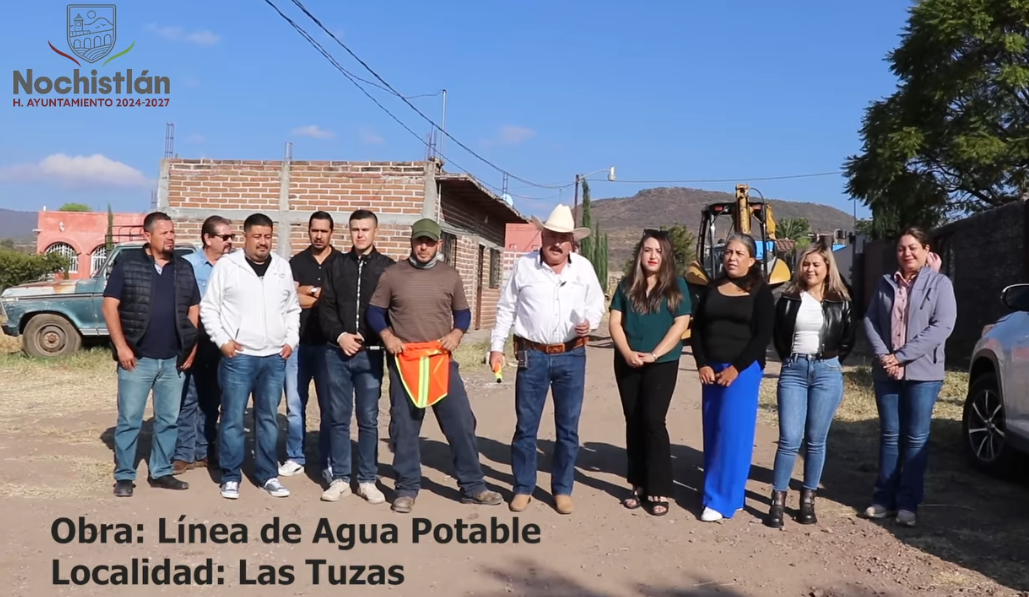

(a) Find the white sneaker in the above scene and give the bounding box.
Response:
[278,460,304,477]
[701,507,724,522]
[862,504,895,519]
[263,478,290,497]
[321,479,352,502]
[220,481,239,500]
[895,510,917,527]
[357,482,386,504]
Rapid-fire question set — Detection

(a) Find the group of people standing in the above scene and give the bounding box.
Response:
[103,204,956,528]
[607,226,954,528]
[105,209,504,511]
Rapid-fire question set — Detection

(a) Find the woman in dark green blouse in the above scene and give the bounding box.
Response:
[609,229,692,516]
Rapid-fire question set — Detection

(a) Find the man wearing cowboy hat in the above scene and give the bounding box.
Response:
[489,204,606,515]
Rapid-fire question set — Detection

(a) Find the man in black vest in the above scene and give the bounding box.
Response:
[102,211,202,498]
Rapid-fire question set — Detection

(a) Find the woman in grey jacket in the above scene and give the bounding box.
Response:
[862,226,956,527]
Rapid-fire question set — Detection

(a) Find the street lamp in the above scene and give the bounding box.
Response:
[573,167,616,226]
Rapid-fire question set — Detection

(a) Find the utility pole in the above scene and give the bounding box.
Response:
[573,174,581,226]
[438,89,447,163]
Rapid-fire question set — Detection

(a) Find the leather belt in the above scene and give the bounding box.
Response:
[514,336,587,355]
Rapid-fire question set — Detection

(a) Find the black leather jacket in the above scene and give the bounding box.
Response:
[772,287,855,363]
[320,247,395,349]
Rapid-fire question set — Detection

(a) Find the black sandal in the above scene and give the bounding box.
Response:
[622,488,643,510]
[646,497,669,516]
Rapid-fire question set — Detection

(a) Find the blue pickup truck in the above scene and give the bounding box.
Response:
[0,242,200,358]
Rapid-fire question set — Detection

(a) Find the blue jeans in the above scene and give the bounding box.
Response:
[771,355,845,491]
[284,343,330,467]
[114,357,186,481]
[511,345,586,496]
[174,343,221,463]
[387,356,487,498]
[325,347,384,483]
[872,378,943,513]
[218,354,287,485]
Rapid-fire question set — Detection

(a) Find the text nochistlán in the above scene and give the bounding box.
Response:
[13,69,171,95]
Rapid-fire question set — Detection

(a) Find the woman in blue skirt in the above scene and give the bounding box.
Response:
[690,233,775,522]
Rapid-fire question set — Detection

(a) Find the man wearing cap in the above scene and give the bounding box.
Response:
[489,204,606,515]
[366,218,503,514]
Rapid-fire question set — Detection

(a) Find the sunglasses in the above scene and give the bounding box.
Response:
[643,228,670,239]
[210,234,234,241]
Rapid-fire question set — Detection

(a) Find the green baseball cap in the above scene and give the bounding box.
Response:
[410,218,442,241]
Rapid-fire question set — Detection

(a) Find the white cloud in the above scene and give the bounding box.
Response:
[145,24,221,46]
[483,125,536,147]
[292,125,334,139]
[0,154,152,189]
[359,127,384,145]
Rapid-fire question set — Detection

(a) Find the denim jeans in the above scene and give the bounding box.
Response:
[114,357,186,481]
[324,347,384,484]
[284,343,330,468]
[387,356,487,499]
[511,345,586,496]
[771,355,845,492]
[174,342,221,463]
[218,353,287,485]
[872,378,944,513]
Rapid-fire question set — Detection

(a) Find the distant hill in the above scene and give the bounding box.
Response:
[579,187,856,270]
[0,209,37,242]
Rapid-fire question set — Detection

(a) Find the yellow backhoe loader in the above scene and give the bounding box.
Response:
[682,184,794,339]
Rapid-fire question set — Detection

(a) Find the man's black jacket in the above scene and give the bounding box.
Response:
[320,247,395,349]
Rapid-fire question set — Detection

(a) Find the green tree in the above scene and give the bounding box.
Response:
[105,203,114,252]
[58,202,91,212]
[622,224,696,276]
[843,0,1029,236]
[0,249,71,292]
[578,180,610,292]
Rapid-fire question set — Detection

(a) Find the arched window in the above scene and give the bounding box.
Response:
[46,242,78,274]
[90,245,107,275]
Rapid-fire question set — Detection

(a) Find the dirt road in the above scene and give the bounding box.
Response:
[1,335,1028,597]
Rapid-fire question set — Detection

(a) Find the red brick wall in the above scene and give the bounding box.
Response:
[162,158,518,331]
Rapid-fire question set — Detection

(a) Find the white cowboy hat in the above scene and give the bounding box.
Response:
[530,204,592,241]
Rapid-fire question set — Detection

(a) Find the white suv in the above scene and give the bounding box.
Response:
[963,283,1029,474]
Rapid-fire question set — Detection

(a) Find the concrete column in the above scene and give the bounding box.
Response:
[277,150,292,258]
[156,158,170,211]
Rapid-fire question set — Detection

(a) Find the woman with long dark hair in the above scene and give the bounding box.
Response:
[690,233,775,522]
[863,226,954,527]
[609,229,692,516]
[765,242,854,528]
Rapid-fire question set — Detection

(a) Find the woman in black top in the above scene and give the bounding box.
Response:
[690,233,775,522]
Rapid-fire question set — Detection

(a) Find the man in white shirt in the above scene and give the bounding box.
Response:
[200,213,301,500]
[489,204,606,515]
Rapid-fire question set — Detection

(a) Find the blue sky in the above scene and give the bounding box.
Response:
[1,0,911,221]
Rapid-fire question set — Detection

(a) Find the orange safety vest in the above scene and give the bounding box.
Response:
[393,340,451,409]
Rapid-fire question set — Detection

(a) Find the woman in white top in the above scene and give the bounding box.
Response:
[765,242,855,528]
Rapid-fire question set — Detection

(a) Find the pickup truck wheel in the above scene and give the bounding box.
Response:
[22,314,82,358]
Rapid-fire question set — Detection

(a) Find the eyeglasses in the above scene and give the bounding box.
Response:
[643,228,670,239]
[211,234,234,241]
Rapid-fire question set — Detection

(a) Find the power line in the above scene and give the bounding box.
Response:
[607,171,845,184]
[262,0,484,181]
[285,0,567,190]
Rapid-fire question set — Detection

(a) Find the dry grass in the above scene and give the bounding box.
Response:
[0,453,112,499]
[0,333,21,354]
